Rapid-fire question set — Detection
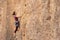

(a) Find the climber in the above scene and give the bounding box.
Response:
[12,11,20,33]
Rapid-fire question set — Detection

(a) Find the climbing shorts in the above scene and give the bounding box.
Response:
[15,21,19,27]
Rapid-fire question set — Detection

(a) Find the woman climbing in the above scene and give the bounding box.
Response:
[12,11,20,33]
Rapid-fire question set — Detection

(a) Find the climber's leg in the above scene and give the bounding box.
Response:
[14,21,20,33]
[16,26,19,31]
[14,26,19,33]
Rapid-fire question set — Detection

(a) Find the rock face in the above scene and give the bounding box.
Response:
[0,0,7,40]
[0,0,60,40]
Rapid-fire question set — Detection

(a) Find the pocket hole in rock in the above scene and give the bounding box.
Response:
[46,16,51,20]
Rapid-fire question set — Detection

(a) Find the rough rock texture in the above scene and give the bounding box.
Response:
[0,0,60,40]
[0,0,7,40]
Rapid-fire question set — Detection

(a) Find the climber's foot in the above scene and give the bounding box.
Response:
[14,31,16,33]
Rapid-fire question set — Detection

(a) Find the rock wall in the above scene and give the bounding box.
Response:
[0,0,7,40]
[0,0,60,40]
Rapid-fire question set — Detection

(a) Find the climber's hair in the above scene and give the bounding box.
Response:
[12,11,16,15]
